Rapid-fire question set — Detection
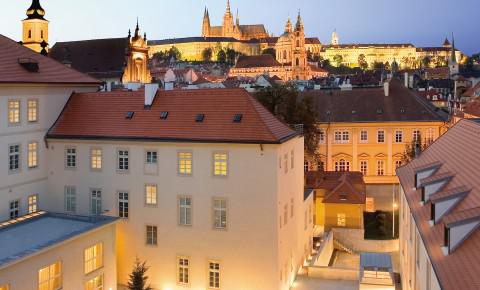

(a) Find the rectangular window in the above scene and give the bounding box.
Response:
[290,150,294,169]
[284,153,288,174]
[8,100,20,125]
[146,151,158,164]
[178,152,192,176]
[284,204,288,226]
[304,161,309,173]
[334,130,349,143]
[319,130,325,143]
[178,257,190,285]
[377,160,385,176]
[146,225,157,246]
[84,243,103,274]
[337,213,346,227]
[413,129,421,142]
[360,160,368,176]
[90,189,102,216]
[214,153,228,176]
[64,186,76,213]
[377,130,385,143]
[360,130,368,143]
[28,99,38,122]
[28,194,38,213]
[9,200,19,219]
[8,144,20,172]
[145,184,157,206]
[118,192,129,218]
[179,196,192,226]
[290,198,294,218]
[317,161,325,171]
[208,262,221,289]
[85,275,103,290]
[117,149,129,171]
[38,261,62,290]
[395,160,403,169]
[65,147,76,169]
[90,148,102,170]
[395,130,403,143]
[28,142,38,169]
[426,128,434,144]
[213,198,227,229]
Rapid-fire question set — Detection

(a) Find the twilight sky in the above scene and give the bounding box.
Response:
[1,0,479,55]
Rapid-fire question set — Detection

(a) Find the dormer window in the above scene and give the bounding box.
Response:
[414,161,442,188]
[430,186,470,224]
[419,172,453,202]
[443,207,480,254]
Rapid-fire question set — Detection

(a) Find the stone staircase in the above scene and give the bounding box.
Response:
[333,237,356,255]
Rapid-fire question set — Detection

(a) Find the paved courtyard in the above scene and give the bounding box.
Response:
[293,275,359,290]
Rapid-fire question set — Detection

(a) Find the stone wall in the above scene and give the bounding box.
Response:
[332,228,399,253]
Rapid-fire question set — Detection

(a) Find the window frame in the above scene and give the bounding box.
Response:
[394,130,403,143]
[145,150,158,165]
[64,186,76,213]
[213,152,228,177]
[84,242,103,275]
[7,99,20,126]
[9,199,20,219]
[376,160,386,176]
[360,160,368,176]
[334,130,350,144]
[64,146,77,170]
[145,225,158,246]
[28,194,38,214]
[337,213,346,227]
[377,130,386,144]
[8,143,21,174]
[178,195,193,226]
[85,274,103,290]
[27,98,39,123]
[145,184,158,206]
[118,191,129,219]
[177,256,190,286]
[177,151,193,177]
[90,147,103,171]
[208,261,221,289]
[212,197,227,230]
[90,189,102,216]
[38,261,62,290]
[359,129,368,143]
[117,148,130,172]
[28,141,39,169]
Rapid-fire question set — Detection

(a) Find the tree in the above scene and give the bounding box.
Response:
[255,85,320,157]
[202,48,213,62]
[333,54,343,67]
[226,48,237,65]
[357,54,368,70]
[422,56,431,68]
[402,134,428,164]
[168,46,182,61]
[127,258,152,290]
[217,49,227,63]
[262,48,276,58]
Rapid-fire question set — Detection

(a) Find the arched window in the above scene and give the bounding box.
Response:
[335,159,350,172]
[296,58,300,66]
[296,40,300,47]
[283,50,287,60]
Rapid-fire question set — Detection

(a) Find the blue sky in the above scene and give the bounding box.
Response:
[1,0,479,55]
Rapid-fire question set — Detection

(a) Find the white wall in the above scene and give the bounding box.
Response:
[0,84,97,221]
[46,136,309,290]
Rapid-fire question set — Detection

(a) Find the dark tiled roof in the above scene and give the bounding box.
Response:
[305,37,321,45]
[47,88,298,144]
[234,55,281,69]
[0,34,100,85]
[463,98,480,117]
[149,37,255,46]
[305,171,366,204]
[323,43,414,49]
[396,119,480,290]
[50,38,129,79]
[302,78,447,123]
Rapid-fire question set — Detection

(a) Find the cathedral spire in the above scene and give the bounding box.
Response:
[295,10,304,32]
[134,17,140,38]
[226,0,232,15]
[236,8,240,27]
[450,32,457,64]
[285,17,293,33]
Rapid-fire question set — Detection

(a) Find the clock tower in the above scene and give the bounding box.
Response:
[22,0,49,53]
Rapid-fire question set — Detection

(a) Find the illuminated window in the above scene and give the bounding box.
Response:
[84,243,103,274]
[319,130,326,143]
[208,262,221,289]
[8,100,20,125]
[335,159,350,172]
[213,153,228,176]
[118,192,129,218]
[146,225,157,245]
[28,99,38,122]
[90,189,102,216]
[64,186,76,213]
[117,149,129,171]
[395,130,403,143]
[213,198,227,229]
[146,151,158,164]
[65,147,76,168]
[178,257,190,285]
[360,130,368,143]
[28,194,38,213]
[9,200,19,219]
[178,152,192,176]
[28,142,38,169]
[145,184,157,206]
[377,160,385,176]
[377,130,385,143]
[90,148,102,170]
[9,144,20,172]
[38,261,62,290]
[337,213,346,227]
[426,128,434,144]
[85,274,103,290]
[413,129,421,142]
[360,160,368,176]
[179,196,192,226]
[334,130,349,143]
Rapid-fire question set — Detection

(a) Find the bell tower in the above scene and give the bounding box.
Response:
[123,20,152,84]
[222,0,234,37]
[292,11,308,80]
[202,7,211,37]
[22,0,49,53]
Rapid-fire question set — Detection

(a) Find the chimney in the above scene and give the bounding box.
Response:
[404,72,409,88]
[144,83,159,107]
[384,80,390,97]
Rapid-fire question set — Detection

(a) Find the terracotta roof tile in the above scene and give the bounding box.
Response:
[234,55,281,69]
[47,88,298,144]
[396,119,480,290]
[0,34,100,85]
[305,171,366,204]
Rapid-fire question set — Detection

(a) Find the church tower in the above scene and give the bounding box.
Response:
[331,30,339,45]
[222,0,235,37]
[22,0,49,53]
[449,34,459,76]
[123,20,152,84]
[292,12,308,80]
[202,7,211,37]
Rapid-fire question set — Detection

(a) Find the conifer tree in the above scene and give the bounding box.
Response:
[127,258,152,290]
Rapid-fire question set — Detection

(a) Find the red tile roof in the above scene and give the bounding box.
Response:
[305,171,366,204]
[396,119,480,290]
[463,98,480,117]
[47,88,298,144]
[234,55,281,69]
[0,34,100,85]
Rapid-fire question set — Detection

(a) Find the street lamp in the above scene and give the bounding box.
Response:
[392,184,397,239]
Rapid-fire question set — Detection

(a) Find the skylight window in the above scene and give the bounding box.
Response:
[195,114,205,122]
[233,114,243,123]
[160,112,169,120]
[126,112,135,119]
